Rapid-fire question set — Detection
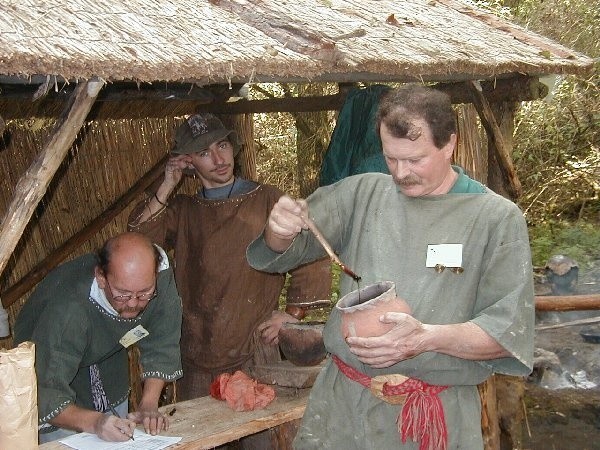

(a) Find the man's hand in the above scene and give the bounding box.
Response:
[132,378,169,435]
[127,409,168,435]
[347,313,511,368]
[94,413,136,441]
[257,310,300,345]
[163,155,190,190]
[264,196,309,253]
[346,312,428,368]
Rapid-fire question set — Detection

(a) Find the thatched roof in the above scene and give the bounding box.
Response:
[0,0,593,85]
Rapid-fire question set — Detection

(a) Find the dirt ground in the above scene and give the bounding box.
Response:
[521,326,600,450]
[521,262,600,450]
[522,382,600,450]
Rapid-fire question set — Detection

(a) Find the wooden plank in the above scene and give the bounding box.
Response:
[39,387,309,450]
[0,80,103,289]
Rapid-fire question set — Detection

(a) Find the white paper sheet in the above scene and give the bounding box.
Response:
[58,429,182,450]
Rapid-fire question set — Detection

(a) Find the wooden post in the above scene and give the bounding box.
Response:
[0,80,103,275]
[0,79,103,305]
[478,376,500,449]
[234,113,257,180]
[468,81,522,200]
[471,81,527,449]
[1,153,168,309]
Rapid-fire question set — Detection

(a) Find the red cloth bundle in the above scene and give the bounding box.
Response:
[210,370,276,411]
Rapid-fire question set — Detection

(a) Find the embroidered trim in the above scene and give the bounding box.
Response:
[87,296,146,322]
[142,369,183,381]
[40,400,72,424]
[193,184,263,207]
[112,391,130,407]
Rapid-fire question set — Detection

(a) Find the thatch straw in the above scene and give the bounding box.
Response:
[0,0,593,85]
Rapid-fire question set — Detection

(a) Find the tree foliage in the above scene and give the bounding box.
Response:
[508,0,599,227]
[505,0,599,265]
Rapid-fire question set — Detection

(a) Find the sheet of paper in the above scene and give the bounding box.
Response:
[425,243,463,268]
[58,429,181,450]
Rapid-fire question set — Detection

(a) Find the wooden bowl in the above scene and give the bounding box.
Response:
[278,321,326,366]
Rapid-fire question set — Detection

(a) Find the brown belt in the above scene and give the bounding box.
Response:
[333,354,449,450]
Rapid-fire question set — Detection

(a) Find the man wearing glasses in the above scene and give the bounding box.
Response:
[14,232,182,443]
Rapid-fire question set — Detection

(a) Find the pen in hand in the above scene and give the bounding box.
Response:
[108,404,135,441]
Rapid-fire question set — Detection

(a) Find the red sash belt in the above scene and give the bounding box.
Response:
[333,354,449,450]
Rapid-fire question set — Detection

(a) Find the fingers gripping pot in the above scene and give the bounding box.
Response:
[335,281,412,338]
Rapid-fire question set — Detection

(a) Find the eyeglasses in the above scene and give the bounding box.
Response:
[105,279,158,303]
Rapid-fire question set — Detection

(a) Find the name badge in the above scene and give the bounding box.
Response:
[119,325,149,348]
[425,244,463,268]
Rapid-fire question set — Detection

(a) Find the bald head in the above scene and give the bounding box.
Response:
[96,232,160,278]
[95,232,161,318]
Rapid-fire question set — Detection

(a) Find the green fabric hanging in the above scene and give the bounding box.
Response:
[319,84,391,187]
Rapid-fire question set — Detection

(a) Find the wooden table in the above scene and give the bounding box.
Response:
[39,387,310,449]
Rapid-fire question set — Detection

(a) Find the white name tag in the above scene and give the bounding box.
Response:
[119,325,149,348]
[425,244,463,268]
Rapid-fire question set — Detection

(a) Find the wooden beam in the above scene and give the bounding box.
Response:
[468,80,522,199]
[1,154,168,309]
[196,77,546,114]
[0,80,103,298]
[535,294,600,312]
[0,76,547,119]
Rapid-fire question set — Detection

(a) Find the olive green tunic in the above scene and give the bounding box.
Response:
[247,172,535,449]
[14,252,182,424]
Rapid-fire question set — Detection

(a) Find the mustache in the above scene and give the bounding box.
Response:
[395,176,420,186]
[211,164,231,172]
[121,307,143,314]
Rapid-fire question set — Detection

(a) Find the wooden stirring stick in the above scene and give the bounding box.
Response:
[301,214,361,282]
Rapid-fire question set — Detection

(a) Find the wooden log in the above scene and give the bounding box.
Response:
[535,294,600,311]
[0,153,168,309]
[468,80,522,199]
[1,77,546,120]
[0,80,103,290]
[194,77,546,114]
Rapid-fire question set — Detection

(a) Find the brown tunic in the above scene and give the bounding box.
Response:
[129,184,331,374]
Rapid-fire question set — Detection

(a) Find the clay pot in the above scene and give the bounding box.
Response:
[335,281,412,338]
[278,321,326,366]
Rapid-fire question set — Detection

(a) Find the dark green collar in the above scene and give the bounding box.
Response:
[448,166,487,194]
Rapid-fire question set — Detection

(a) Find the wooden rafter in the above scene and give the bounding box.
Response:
[0,80,104,304]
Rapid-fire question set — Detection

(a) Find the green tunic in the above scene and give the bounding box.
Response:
[14,252,183,424]
[247,171,534,449]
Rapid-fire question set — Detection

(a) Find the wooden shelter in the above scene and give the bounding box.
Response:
[0,0,594,447]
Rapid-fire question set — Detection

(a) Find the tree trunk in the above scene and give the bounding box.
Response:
[295,84,332,197]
